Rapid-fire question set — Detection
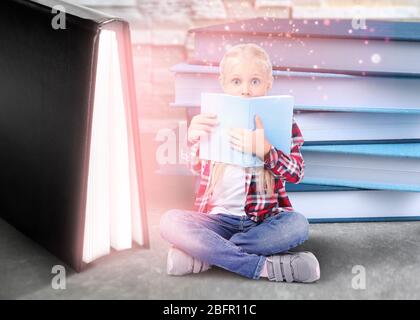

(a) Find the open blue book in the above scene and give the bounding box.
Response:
[199,93,294,167]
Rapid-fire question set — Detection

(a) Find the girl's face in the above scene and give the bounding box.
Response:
[219,55,273,97]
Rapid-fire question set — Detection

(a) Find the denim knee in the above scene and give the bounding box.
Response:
[290,211,310,241]
[265,211,309,254]
[159,209,183,242]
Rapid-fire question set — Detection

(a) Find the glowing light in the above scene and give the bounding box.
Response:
[83,30,113,263]
[83,29,136,263]
[371,53,381,64]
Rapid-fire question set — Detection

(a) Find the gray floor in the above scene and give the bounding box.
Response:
[1,207,420,300]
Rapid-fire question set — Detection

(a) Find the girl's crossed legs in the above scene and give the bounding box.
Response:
[159,209,309,280]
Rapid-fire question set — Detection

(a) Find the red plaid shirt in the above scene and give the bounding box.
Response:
[185,116,305,223]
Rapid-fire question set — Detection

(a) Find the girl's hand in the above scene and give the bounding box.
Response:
[188,113,219,144]
[229,115,272,160]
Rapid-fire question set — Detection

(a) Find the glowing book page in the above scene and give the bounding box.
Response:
[83,29,133,263]
[83,29,113,264]
[108,30,132,251]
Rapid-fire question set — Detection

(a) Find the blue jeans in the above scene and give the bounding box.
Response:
[159,209,309,280]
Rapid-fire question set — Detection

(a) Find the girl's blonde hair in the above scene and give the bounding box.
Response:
[219,43,274,84]
[207,43,275,198]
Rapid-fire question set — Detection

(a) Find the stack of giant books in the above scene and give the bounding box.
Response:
[171,18,420,222]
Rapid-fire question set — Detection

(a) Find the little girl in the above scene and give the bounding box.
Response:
[160,43,320,283]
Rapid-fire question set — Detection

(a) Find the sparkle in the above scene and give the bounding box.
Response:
[371,53,381,64]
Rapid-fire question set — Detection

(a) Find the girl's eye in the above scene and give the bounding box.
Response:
[231,78,241,85]
[251,78,261,86]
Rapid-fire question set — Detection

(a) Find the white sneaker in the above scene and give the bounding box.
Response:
[167,247,212,276]
[266,251,320,283]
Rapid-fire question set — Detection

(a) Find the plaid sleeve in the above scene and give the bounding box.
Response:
[263,116,305,184]
[182,140,201,176]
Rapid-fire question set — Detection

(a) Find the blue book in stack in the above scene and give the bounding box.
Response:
[170,18,420,222]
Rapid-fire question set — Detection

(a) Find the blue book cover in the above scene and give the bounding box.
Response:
[285,183,365,192]
[171,63,420,115]
[199,93,294,167]
[191,18,420,42]
[301,143,420,158]
[300,143,420,192]
[190,19,420,76]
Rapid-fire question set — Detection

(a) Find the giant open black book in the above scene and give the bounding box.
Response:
[0,0,149,271]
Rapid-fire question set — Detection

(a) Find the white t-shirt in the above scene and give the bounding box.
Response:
[208,164,247,216]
